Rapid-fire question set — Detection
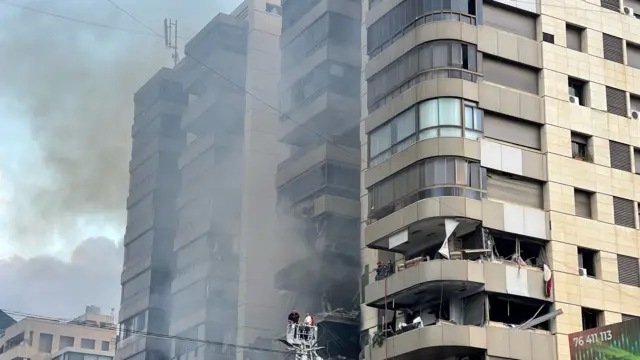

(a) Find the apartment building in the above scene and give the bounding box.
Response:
[117,67,186,360]
[359,0,640,359]
[0,307,115,360]
[273,0,362,359]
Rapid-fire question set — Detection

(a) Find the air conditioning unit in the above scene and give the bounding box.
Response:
[629,109,640,120]
[579,267,588,277]
[569,95,580,105]
[623,6,634,17]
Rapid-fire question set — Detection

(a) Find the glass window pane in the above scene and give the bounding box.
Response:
[440,127,462,137]
[419,100,439,129]
[445,158,456,183]
[464,106,474,128]
[419,129,438,140]
[425,159,436,186]
[438,98,461,126]
[455,159,467,185]
[434,159,447,184]
[474,108,483,129]
[394,108,416,141]
[464,130,482,140]
[370,124,392,158]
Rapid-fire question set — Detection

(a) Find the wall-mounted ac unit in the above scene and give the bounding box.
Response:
[629,109,640,120]
[579,267,588,277]
[623,6,634,17]
[569,95,580,105]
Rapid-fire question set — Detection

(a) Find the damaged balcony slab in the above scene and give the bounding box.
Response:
[365,259,552,308]
[363,323,557,360]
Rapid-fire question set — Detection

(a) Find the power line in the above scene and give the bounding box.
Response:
[0,2,157,36]
[0,308,289,354]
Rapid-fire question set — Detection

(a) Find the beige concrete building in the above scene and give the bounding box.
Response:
[0,307,116,360]
[359,0,640,359]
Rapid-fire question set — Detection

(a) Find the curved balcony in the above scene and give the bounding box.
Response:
[363,322,557,360]
[365,259,552,308]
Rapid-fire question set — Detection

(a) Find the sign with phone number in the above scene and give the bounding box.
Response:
[572,330,613,347]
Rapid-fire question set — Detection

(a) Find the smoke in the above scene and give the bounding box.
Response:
[0,0,239,252]
[0,237,123,319]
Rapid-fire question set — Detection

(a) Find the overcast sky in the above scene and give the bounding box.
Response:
[0,0,240,319]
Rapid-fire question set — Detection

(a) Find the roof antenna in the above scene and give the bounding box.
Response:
[163,18,179,66]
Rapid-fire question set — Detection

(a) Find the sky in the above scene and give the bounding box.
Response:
[0,0,239,319]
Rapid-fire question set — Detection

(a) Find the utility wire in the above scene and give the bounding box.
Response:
[0,309,289,354]
[0,2,157,36]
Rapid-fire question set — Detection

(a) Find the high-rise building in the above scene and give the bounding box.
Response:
[118,3,286,360]
[273,0,363,359]
[118,68,186,360]
[359,0,640,360]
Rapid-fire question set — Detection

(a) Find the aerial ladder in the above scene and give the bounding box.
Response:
[278,323,324,360]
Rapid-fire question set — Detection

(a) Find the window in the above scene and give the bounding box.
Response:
[601,0,621,12]
[568,78,587,106]
[622,314,640,321]
[578,247,597,277]
[368,157,486,219]
[120,311,147,340]
[101,341,110,351]
[265,3,282,16]
[542,32,555,44]
[483,1,537,39]
[121,270,151,301]
[582,307,604,330]
[367,41,479,111]
[625,0,640,17]
[574,189,592,218]
[368,98,483,165]
[282,0,318,29]
[617,254,640,286]
[59,336,75,350]
[571,132,590,160]
[603,34,624,64]
[483,112,541,150]
[367,0,478,55]
[610,141,631,172]
[629,42,640,70]
[635,148,640,174]
[566,24,584,52]
[81,339,95,350]
[606,86,628,117]
[38,333,53,353]
[486,171,544,208]
[483,56,539,94]
[631,93,640,114]
[613,196,635,228]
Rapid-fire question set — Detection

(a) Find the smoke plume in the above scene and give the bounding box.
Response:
[0,237,123,319]
[0,0,238,251]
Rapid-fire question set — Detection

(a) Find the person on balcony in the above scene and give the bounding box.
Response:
[288,309,300,324]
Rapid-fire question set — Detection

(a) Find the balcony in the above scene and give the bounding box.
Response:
[364,259,552,308]
[274,251,359,292]
[181,85,245,135]
[276,142,358,189]
[363,322,556,360]
[278,91,360,147]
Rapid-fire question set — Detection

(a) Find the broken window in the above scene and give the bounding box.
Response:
[488,294,551,330]
[577,247,598,278]
[490,230,548,267]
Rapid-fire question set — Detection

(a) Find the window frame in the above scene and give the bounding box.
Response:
[369,98,483,166]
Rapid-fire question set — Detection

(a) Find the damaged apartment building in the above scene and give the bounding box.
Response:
[118,2,287,360]
[272,0,362,360]
[360,0,640,359]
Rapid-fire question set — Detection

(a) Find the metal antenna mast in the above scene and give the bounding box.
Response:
[163,18,179,66]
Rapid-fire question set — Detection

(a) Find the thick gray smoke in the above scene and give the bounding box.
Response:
[0,0,239,251]
[0,237,123,319]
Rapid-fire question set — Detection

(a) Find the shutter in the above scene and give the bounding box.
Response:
[601,0,621,12]
[483,56,539,94]
[617,254,640,286]
[603,34,624,64]
[484,112,541,149]
[483,2,537,39]
[610,141,632,171]
[606,86,627,117]
[487,172,543,208]
[622,314,639,321]
[613,196,635,228]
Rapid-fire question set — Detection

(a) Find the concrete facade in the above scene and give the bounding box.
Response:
[0,307,116,360]
[359,0,640,359]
